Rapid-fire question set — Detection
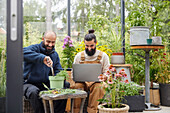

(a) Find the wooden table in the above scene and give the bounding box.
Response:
[40,89,87,113]
[131,45,164,110]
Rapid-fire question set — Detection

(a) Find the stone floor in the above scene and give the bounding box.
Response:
[132,106,170,113]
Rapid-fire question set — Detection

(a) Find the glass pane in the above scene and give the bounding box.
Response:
[0,0,6,112]
[0,0,6,99]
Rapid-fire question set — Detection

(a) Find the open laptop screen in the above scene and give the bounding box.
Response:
[72,64,102,82]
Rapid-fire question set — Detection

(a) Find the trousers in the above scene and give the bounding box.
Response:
[23,81,70,113]
[73,82,105,113]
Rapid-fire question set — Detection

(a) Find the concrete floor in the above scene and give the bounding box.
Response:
[131,106,170,113]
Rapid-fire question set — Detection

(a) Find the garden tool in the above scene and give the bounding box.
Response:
[47,57,54,76]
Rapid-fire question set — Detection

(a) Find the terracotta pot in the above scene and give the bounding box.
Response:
[98,103,129,113]
[111,53,125,64]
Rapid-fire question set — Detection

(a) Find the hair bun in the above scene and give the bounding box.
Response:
[88,29,95,34]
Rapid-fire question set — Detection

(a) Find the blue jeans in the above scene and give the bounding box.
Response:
[23,81,70,113]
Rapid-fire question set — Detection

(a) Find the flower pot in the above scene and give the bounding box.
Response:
[146,39,152,45]
[111,53,125,64]
[0,97,6,113]
[123,95,145,112]
[65,68,75,89]
[129,26,149,45]
[49,76,65,89]
[143,88,160,106]
[159,83,170,106]
[98,103,129,113]
[152,36,162,45]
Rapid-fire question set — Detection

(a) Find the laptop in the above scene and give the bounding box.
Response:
[72,64,102,82]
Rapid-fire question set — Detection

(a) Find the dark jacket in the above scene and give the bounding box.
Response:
[23,41,62,85]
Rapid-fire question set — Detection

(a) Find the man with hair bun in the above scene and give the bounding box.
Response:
[73,29,110,113]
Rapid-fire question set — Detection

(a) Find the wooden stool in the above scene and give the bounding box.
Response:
[40,89,87,113]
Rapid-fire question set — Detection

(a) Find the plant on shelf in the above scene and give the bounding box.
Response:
[62,36,76,68]
[97,64,129,112]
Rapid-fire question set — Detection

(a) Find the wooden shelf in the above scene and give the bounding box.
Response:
[131,45,164,50]
[111,64,133,67]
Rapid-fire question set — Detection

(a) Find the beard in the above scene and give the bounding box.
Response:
[42,42,54,54]
[85,47,96,56]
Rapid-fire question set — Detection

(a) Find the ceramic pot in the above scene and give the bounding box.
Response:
[159,83,170,106]
[152,36,162,45]
[123,95,145,112]
[147,39,152,45]
[98,103,129,113]
[129,26,149,45]
[111,53,125,64]
[49,76,65,89]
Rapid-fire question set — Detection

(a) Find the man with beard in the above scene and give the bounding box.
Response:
[23,31,69,113]
[73,29,110,113]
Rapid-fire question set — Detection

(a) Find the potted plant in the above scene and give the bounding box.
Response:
[0,47,6,113]
[61,36,76,89]
[148,49,161,106]
[110,29,125,64]
[49,69,69,89]
[0,73,6,113]
[154,49,170,106]
[121,82,145,112]
[97,65,129,113]
[62,36,76,69]
[127,10,150,46]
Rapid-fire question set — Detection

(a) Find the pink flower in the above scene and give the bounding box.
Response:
[98,74,105,82]
[64,41,67,45]
[163,53,166,55]
[119,70,126,75]
[108,79,113,84]
[115,73,122,78]
[69,40,73,43]
[65,36,70,39]
[98,74,103,79]
[62,45,66,49]
[69,44,74,47]
[64,38,68,42]
[110,67,116,72]
[124,79,129,83]
[106,71,111,75]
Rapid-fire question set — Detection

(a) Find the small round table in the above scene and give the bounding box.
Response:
[131,45,164,111]
[40,89,87,113]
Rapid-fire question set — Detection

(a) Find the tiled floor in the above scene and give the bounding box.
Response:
[131,106,170,113]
